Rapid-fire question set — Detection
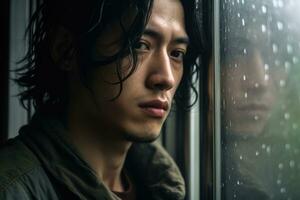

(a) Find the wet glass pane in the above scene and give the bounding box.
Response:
[220,0,300,199]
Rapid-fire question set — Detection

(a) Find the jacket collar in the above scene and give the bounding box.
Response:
[19,113,185,200]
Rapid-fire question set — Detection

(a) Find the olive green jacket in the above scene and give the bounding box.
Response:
[0,114,185,200]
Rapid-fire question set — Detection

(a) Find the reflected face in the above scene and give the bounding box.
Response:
[222,38,288,136]
[72,0,188,142]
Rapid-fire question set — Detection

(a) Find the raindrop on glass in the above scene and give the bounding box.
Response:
[279,80,286,87]
[272,44,278,53]
[255,151,260,156]
[261,24,267,32]
[285,144,291,150]
[264,64,269,70]
[278,0,283,7]
[278,163,284,170]
[262,5,267,13]
[292,123,298,130]
[277,21,283,30]
[280,187,286,193]
[266,146,271,154]
[273,0,278,7]
[287,44,293,54]
[255,83,259,88]
[243,48,247,54]
[243,75,246,80]
[242,18,245,26]
[262,144,266,149]
[290,160,295,168]
[277,179,282,185]
[264,74,269,81]
[284,113,290,120]
[239,155,243,160]
[244,92,248,98]
[292,56,299,64]
[254,115,259,120]
[252,4,256,9]
[237,12,241,17]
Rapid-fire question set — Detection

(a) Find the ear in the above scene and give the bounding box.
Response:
[50,26,77,71]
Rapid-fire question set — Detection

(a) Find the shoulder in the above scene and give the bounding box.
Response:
[0,138,57,199]
[127,142,185,200]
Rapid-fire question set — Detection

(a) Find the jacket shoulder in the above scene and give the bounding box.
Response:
[0,138,41,192]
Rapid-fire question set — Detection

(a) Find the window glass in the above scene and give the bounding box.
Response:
[220,0,300,199]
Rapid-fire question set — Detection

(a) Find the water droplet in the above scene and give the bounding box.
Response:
[264,64,269,70]
[234,63,238,68]
[262,144,266,149]
[241,0,244,4]
[292,123,298,130]
[243,75,246,80]
[285,143,291,150]
[262,5,267,13]
[287,44,293,53]
[237,12,241,17]
[293,56,299,64]
[278,0,283,7]
[239,155,243,160]
[266,146,271,153]
[254,115,259,120]
[290,160,295,168]
[244,92,248,98]
[275,60,280,66]
[242,18,245,26]
[278,163,284,170]
[279,80,286,87]
[262,24,267,32]
[255,151,260,156]
[243,48,247,54]
[284,113,290,120]
[237,180,240,185]
[277,179,282,185]
[255,83,259,88]
[280,187,286,193]
[264,74,269,81]
[272,44,278,53]
[252,4,256,9]
[277,21,283,30]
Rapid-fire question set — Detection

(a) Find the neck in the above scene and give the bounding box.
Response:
[65,107,132,192]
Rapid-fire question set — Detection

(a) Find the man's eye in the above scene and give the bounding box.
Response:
[170,50,186,61]
[134,41,149,51]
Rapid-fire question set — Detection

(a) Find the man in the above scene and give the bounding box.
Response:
[0,0,202,199]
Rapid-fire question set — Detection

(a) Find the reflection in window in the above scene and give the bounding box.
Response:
[220,0,300,199]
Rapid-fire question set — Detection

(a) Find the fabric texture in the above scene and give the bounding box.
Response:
[0,113,185,200]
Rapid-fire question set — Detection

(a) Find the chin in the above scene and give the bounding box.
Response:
[123,131,161,143]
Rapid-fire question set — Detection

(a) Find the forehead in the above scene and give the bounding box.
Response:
[147,0,186,37]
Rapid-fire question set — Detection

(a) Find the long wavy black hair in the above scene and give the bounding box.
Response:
[15,0,205,112]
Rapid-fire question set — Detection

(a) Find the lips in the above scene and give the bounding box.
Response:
[238,104,270,111]
[138,100,169,118]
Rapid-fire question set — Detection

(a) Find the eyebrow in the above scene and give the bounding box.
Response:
[143,28,190,45]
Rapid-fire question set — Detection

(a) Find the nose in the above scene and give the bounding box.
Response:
[243,50,269,91]
[145,50,176,91]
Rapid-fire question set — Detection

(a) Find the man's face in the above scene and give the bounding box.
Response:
[71,0,188,142]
